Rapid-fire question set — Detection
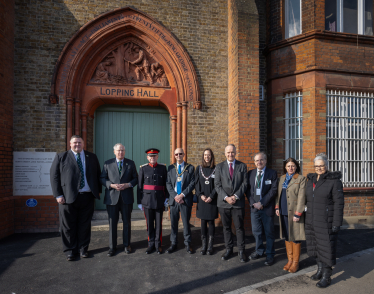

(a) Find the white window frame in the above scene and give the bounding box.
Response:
[285,0,302,38]
[326,90,374,187]
[284,92,303,167]
[336,0,371,35]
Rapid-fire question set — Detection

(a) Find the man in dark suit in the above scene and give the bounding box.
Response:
[100,143,138,257]
[137,148,168,254]
[50,135,101,261]
[247,151,278,266]
[215,144,248,262]
[165,148,195,254]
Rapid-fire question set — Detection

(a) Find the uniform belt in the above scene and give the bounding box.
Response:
[143,185,165,191]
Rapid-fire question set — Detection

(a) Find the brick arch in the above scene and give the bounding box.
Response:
[50,6,201,161]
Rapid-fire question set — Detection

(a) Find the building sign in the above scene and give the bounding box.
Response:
[13,152,56,196]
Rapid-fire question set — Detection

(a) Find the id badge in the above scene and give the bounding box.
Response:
[256,189,261,195]
[265,180,271,185]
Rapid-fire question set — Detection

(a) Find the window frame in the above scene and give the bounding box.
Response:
[285,0,302,39]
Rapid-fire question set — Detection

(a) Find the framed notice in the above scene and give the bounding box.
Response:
[13,152,56,196]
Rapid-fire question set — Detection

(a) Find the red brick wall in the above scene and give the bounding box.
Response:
[302,0,325,33]
[344,193,374,217]
[0,0,15,239]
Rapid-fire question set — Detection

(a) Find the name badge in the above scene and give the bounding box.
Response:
[211,175,215,178]
[265,180,271,185]
[256,189,261,195]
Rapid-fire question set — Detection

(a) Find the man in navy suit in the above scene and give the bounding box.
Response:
[247,152,278,266]
[100,143,138,257]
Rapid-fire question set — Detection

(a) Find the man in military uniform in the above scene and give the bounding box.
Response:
[137,148,169,254]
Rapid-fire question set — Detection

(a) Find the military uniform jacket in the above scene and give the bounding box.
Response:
[137,163,169,210]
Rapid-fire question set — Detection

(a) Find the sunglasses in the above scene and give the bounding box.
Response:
[174,153,184,156]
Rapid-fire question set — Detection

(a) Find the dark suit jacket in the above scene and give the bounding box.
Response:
[166,162,195,207]
[215,160,248,209]
[50,150,101,204]
[100,158,138,205]
[246,167,278,216]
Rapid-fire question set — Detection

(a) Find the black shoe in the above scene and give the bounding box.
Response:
[107,249,116,257]
[316,267,332,288]
[200,236,207,255]
[250,252,265,260]
[264,257,274,266]
[166,244,177,254]
[221,249,233,261]
[238,250,247,263]
[207,236,214,255]
[124,246,132,254]
[156,247,163,254]
[80,251,89,258]
[186,244,193,254]
[311,261,323,280]
[66,254,76,261]
[145,246,155,254]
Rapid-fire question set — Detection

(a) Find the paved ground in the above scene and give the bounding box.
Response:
[0,227,373,294]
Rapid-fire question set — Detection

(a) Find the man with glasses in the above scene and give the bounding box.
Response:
[165,148,195,254]
[247,152,278,266]
[100,143,138,257]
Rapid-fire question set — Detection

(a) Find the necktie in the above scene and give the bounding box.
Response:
[118,161,122,174]
[229,163,233,180]
[256,170,263,189]
[177,164,182,194]
[77,153,85,189]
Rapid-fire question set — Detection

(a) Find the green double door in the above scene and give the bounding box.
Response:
[94,106,170,210]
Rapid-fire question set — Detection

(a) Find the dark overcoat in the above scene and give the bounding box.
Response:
[305,171,344,266]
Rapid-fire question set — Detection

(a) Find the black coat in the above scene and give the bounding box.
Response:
[305,171,344,266]
[194,166,218,220]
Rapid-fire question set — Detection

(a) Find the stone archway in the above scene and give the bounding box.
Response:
[49,7,201,162]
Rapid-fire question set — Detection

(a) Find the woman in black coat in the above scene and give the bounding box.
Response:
[195,148,218,255]
[305,153,344,288]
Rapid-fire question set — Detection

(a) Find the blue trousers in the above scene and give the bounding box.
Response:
[251,209,275,258]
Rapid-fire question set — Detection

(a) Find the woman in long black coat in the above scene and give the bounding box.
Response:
[195,148,218,255]
[305,153,344,288]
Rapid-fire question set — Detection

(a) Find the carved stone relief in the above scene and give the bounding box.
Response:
[91,41,170,87]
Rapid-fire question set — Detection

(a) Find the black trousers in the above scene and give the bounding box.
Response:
[170,202,192,246]
[201,219,215,237]
[218,207,245,250]
[106,196,132,250]
[144,208,163,248]
[59,192,95,256]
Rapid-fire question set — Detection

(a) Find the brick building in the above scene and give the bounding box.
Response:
[0,0,373,239]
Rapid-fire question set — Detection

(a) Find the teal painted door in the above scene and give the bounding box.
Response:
[94,106,170,210]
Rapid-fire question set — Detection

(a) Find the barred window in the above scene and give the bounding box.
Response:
[284,92,303,167]
[327,90,374,187]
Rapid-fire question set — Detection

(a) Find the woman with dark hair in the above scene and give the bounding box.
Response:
[194,148,218,255]
[305,153,344,288]
[275,158,306,273]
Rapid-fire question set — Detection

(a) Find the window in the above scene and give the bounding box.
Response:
[325,0,373,35]
[284,92,303,167]
[285,0,302,38]
[327,90,374,187]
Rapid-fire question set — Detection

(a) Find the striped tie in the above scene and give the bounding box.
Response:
[77,153,85,189]
[118,161,122,174]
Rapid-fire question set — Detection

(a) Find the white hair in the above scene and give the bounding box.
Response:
[113,143,125,150]
[314,153,329,170]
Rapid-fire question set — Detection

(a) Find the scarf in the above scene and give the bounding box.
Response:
[282,173,294,189]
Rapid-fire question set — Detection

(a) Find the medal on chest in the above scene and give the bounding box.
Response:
[200,166,216,185]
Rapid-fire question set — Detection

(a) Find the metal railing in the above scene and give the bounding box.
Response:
[327,90,374,187]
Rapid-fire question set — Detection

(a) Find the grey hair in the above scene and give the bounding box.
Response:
[314,153,329,170]
[113,143,125,150]
[225,144,236,151]
[253,152,267,161]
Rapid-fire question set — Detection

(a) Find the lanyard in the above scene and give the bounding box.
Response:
[256,173,263,189]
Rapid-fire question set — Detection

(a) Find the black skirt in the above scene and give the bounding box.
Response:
[195,166,218,220]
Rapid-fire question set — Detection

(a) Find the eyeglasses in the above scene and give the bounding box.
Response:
[175,153,183,156]
[255,159,265,163]
[314,165,325,169]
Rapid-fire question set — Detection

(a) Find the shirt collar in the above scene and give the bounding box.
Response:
[71,149,84,157]
[257,166,266,174]
[149,162,158,168]
[227,159,236,166]
[116,158,124,163]
[177,161,185,168]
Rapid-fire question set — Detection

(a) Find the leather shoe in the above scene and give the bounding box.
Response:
[185,244,193,254]
[250,252,265,260]
[66,254,76,261]
[145,246,155,254]
[265,257,274,266]
[80,251,89,258]
[107,249,116,257]
[221,249,233,261]
[124,246,132,254]
[166,244,177,254]
[156,247,163,254]
[238,250,247,263]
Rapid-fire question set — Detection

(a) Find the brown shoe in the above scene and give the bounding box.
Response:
[283,241,293,271]
[156,247,163,254]
[288,242,301,273]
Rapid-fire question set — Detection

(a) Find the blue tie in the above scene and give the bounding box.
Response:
[177,164,182,194]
